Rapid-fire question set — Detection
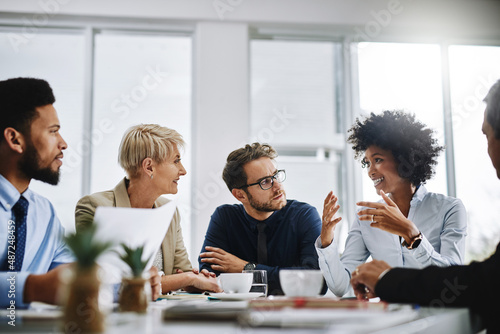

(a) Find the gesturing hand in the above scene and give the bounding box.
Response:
[199,246,247,273]
[320,191,342,248]
[356,190,419,244]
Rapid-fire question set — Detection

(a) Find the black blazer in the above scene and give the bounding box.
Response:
[376,243,500,333]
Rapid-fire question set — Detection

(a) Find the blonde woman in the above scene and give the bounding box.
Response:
[75,124,221,294]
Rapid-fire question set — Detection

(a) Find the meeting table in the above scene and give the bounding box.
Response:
[0,292,482,334]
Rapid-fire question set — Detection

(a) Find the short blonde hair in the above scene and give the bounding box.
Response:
[118,124,185,177]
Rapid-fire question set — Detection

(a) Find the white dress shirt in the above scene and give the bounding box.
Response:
[0,174,74,308]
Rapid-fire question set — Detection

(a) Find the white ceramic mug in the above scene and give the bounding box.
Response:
[218,273,253,293]
[279,269,324,297]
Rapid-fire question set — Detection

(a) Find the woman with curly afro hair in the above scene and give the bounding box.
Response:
[315,110,467,297]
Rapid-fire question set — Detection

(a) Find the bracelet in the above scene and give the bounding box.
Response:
[158,271,165,295]
[378,268,390,281]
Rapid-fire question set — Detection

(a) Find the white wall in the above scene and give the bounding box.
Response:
[192,22,249,260]
[1,0,500,39]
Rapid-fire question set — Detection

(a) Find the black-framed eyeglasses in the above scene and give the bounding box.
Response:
[238,170,286,191]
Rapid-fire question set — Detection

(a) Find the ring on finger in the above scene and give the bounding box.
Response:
[371,214,374,222]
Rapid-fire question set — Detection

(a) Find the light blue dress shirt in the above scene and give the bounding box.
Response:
[316,186,467,297]
[0,174,74,308]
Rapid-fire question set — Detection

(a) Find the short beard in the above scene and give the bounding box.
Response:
[246,190,286,212]
[18,141,60,185]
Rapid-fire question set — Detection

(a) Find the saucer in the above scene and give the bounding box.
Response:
[210,292,265,301]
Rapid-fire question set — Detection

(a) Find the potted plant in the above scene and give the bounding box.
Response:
[118,244,150,313]
[63,224,112,333]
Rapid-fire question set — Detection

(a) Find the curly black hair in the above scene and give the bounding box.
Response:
[347,110,443,186]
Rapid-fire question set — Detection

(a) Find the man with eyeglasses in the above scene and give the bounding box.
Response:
[199,143,325,295]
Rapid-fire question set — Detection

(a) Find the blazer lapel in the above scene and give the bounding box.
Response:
[114,178,132,208]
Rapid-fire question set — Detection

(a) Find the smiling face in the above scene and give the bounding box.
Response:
[363,145,412,196]
[153,145,187,195]
[482,111,500,179]
[18,104,67,185]
[242,157,287,217]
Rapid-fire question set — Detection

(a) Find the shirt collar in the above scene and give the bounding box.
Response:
[243,200,290,229]
[243,208,273,228]
[411,184,427,204]
[0,173,22,211]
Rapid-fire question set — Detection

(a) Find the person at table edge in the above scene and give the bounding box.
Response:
[350,79,500,334]
[317,110,467,297]
[0,78,73,308]
[75,124,221,294]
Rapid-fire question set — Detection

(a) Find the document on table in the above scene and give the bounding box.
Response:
[163,300,249,321]
[93,200,176,284]
[241,307,418,329]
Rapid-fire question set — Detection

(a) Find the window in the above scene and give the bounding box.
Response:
[251,39,349,247]
[0,30,85,232]
[91,32,193,251]
[0,28,193,243]
[449,45,500,261]
[357,42,447,202]
[357,41,500,261]
[251,40,340,147]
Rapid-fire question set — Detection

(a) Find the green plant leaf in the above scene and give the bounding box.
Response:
[65,224,113,269]
[118,244,150,277]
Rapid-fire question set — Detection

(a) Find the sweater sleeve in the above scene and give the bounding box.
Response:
[198,208,229,273]
[260,204,327,295]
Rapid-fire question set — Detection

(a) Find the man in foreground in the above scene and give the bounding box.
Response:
[199,143,325,295]
[0,77,161,309]
[350,79,500,333]
[0,77,74,308]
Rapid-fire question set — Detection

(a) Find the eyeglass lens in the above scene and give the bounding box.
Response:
[260,170,285,190]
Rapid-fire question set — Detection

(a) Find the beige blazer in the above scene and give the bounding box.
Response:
[74,178,192,274]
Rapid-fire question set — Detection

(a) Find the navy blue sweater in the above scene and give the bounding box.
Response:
[199,200,325,295]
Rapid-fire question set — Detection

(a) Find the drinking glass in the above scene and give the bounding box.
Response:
[242,269,268,296]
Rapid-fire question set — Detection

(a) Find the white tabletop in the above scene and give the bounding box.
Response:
[0,299,476,334]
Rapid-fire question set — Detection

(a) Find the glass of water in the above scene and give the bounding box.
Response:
[242,269,268,296]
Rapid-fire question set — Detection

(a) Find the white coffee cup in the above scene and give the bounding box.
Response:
[279,270,324,297]
[218,273,253,293]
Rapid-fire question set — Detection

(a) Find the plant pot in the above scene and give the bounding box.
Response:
[63,264,104,333]
[119,276,148,313]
